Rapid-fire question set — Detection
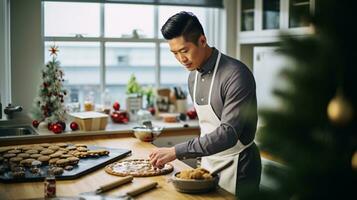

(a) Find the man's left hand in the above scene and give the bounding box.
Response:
[149,147,176,168]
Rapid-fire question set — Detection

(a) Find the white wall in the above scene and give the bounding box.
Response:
[10,0,43,119]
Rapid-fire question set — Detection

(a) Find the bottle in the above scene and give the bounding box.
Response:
[84,91,95,111]
[44,171,56,198]
[101,89,111,114]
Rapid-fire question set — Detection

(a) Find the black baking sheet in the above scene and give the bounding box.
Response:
[0,146,131,183]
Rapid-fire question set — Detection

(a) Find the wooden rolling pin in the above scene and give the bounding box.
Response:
[125,181,158,197]
[96,176,134,194]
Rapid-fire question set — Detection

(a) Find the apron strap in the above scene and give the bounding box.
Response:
[208,52,221,105]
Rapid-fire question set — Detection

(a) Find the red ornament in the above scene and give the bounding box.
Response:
[111,111,129,123]
[32,120,40,128]
[70,122,79,131]
[48,123,54,131]
[148,107,156,115]
[186,108,197,120]
[52,123,63,134]
[58,121,66,131]
[113,101,120,111]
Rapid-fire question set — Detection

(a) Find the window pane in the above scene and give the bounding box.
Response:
[158,6,208,38]
[44,2,100,37]
[105,4,154,38]
[160,43,191,104]
[105,42,156,108]
[44,42,100,107]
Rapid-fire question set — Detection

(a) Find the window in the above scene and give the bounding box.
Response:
[43,1,217,109]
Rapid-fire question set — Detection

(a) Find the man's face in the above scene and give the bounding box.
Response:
[168,35,207,71]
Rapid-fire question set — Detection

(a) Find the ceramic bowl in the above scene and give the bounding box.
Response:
[132,126,162,142]
[171,172,219,193]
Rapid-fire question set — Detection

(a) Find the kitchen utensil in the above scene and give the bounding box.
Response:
[80,181,158,200]
[81,176,133,195]
[171,159,234,194]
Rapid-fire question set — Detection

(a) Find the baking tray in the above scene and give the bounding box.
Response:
[0,146,131,183]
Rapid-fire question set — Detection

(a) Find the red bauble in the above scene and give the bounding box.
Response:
[32,120,40,128]
[148,107,156,115]
[186,108,197,119]
[48,123,54,131]
[110,111,129,123]
[113,101,120,111]
[70,122,79,131]
[58,121,66,131]
[52,123,63,134]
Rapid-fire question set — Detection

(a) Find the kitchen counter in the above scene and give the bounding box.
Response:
[0,137,235,200]
[0,119,200,146]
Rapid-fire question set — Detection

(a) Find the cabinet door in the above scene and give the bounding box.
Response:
[240,0,255,31]
[289,0,312,28]
[262,0,280,30]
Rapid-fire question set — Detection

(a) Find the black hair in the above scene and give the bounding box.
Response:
[161,11,205,45]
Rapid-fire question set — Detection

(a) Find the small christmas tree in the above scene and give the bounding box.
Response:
[31,44,67,129]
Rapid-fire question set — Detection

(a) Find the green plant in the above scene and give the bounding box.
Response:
[126,74,142,95]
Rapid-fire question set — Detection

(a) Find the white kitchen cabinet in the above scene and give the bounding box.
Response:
[238,0,315,44]
[153,135,199,168]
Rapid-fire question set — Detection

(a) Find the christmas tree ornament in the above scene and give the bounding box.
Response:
[113,101,120,111]
[52,123,63,134]
[58,121,66,131]
[32,120,40,128]
[352,151,357,171]
[327,92,354,125]
[70,122,79,131]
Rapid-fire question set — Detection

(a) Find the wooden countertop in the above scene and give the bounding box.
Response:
[0,136,235,200]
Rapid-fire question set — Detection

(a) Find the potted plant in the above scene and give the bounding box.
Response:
[125,74,143,119]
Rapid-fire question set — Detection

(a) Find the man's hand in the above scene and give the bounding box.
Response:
[149,147,176,169]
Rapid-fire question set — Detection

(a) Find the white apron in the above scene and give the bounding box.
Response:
[193,51,254,195]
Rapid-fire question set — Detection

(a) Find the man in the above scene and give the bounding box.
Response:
[149,11,261,197]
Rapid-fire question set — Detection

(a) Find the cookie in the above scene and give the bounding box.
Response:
[48,167,63,175]
[17,153,30,158]
[66,146,77,151]
[64,165,74,171]
[9,157,23,164]
[30,154,42,159]
[56,159,69,167]
[20,158,36,167]
[74,144,87,148]
[56,143,69,148]
[32,145,45,151]
[49,152,62,158]
[67,157,79,165]
[21,146,34,151]
[76,147,88,152]
[3,153,17,158]
[40,149,54,155]
[48,145,60,151]
[60,154,72,158]
[25,149,38,154]
[12,170,25,178]
[40,143,51,148]
[8,149,22,154]
[49,158,60,166]
[38,156,51,163]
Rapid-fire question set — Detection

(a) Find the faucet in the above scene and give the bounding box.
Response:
[4,103,23,119]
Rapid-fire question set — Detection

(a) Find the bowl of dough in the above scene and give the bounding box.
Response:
[171,167,219,193]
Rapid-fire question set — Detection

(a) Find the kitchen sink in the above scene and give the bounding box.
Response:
[0,125,38,137]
